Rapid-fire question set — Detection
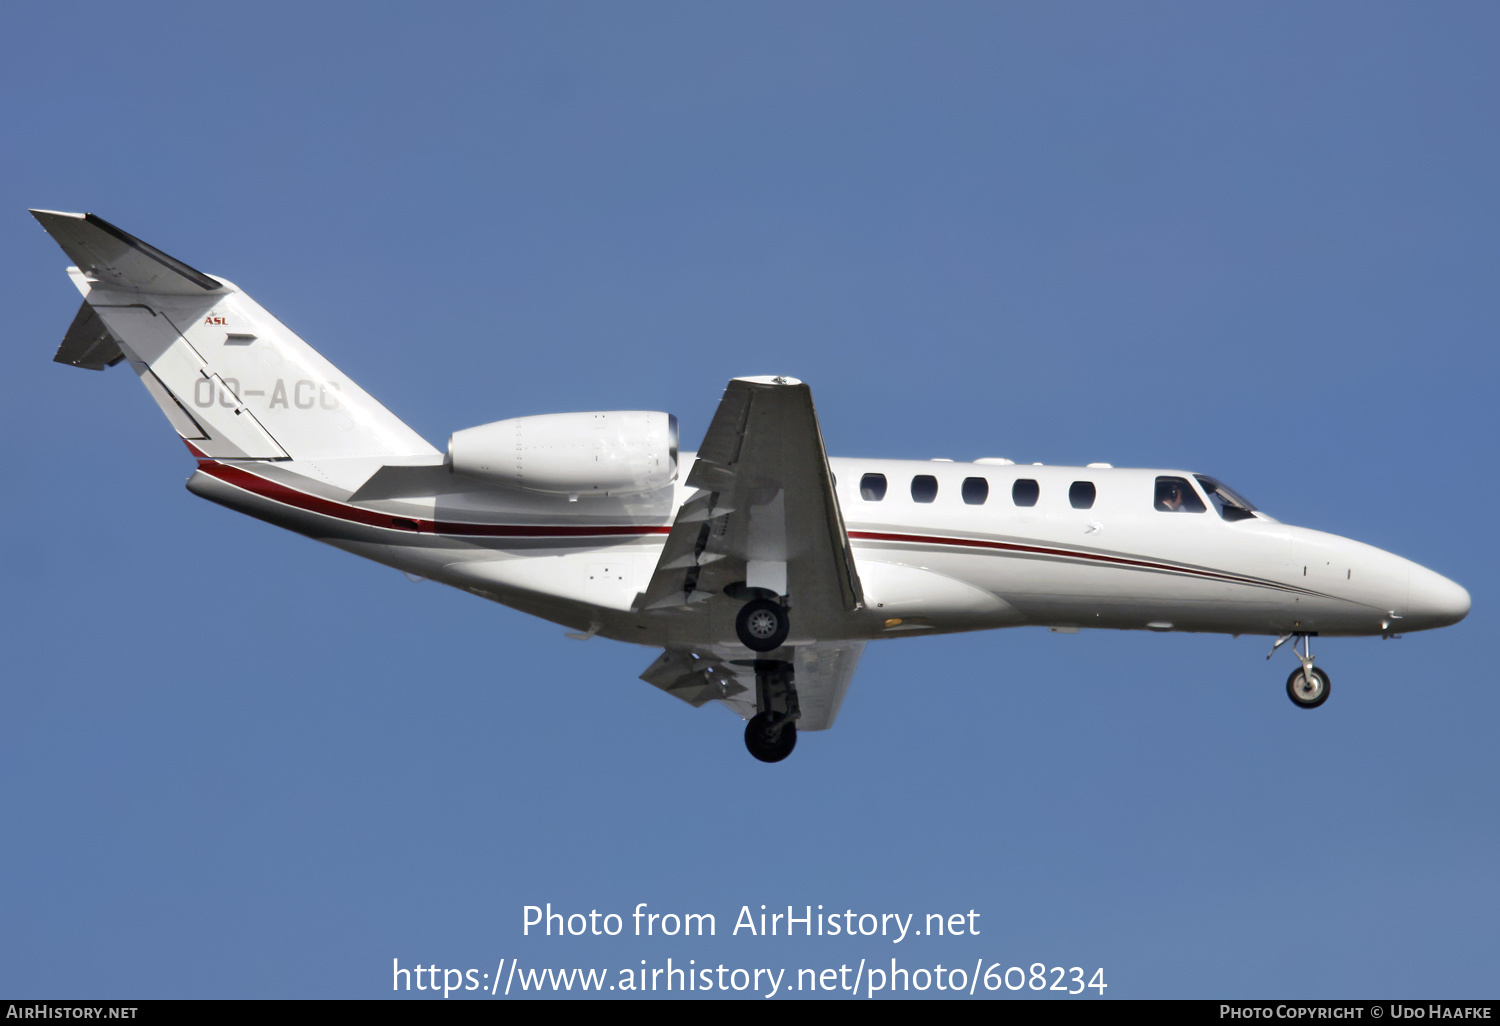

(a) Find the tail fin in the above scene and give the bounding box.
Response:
[31,210,438,462]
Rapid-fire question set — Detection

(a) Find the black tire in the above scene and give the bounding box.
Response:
[744,713,797,763]
[1286,666,1331,709]
[736,598,789,652]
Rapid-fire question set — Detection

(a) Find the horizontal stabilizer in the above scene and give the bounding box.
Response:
[54,300,124,371]
[30,210,223,295]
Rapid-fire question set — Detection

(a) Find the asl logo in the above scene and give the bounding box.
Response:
[204,315,227,325]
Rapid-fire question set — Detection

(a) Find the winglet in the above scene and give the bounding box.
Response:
[30,209,224,294]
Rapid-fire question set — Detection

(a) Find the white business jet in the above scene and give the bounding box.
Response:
[33,210,1470,762]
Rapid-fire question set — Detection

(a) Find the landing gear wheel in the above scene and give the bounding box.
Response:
[1286,666,1331,709]
[744,713,797,763]
[736,598,789,652]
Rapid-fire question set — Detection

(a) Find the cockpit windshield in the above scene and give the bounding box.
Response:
[1194,475,1260,522]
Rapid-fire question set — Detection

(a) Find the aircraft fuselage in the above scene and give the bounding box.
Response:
[185,453,1469,647]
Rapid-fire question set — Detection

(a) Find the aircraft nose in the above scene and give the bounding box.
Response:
[1406,565,1470,629]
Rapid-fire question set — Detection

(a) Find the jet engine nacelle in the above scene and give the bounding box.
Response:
[448,411,678,496]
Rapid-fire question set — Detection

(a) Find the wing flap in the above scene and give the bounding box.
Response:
[639,641,864,730]
[640,649,750,708]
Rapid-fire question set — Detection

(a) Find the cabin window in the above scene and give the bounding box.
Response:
[1069,481,1096,509]
[1012,479,1039,507]
[860,473,887,501]
[911,475,938,503]
[1154,476,1206,513]
[961,477,989,505]
[1194,475,1258,522]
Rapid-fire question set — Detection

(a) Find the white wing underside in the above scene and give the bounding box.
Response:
[639,641,865,730]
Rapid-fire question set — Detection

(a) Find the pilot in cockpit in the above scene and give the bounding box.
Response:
[1156,479,1190,512]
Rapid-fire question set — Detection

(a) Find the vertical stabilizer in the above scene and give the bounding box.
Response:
[32,210,438,462]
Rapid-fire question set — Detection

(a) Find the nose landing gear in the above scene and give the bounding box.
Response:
[1286,665,1331,709]
[1269,633,1331,709]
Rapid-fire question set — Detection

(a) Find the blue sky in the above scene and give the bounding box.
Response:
[3,2,1496,999]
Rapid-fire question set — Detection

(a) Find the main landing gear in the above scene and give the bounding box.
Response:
[732,594,799,761]
[735,597,789,652]
[744,659,800,763]
[1268,633,1331,709]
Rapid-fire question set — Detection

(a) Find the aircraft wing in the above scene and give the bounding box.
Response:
[636,376,864,629]
[639,641,866,731]
[634,375,867,731]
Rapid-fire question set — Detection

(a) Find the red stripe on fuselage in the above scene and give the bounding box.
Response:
[196,461,672,539]
[193,462,1302,594]
[847,529,1293,591]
